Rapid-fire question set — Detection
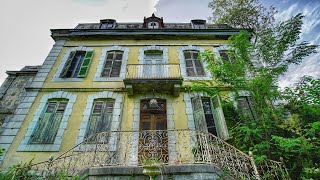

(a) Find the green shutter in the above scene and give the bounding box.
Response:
[78,51,94,78]
[192,97,207,133]
[211,95,229,140]
[60,51,76,78]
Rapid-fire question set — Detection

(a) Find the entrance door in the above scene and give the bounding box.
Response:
[139,99,168,163]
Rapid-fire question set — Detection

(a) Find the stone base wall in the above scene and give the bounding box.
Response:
[84,164,228,180]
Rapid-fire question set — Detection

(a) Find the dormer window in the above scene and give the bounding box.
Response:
[148,22,159,29]
[100,19,116,29]
[191,19,206,29]
[143,13,164,29]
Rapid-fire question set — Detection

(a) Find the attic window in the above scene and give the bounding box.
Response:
[148,21,159,29]
[191,19,206,29]
[100,19,116,29]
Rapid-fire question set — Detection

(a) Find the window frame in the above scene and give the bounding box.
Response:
[75,91,124,151]
[178,45,212,80]
[53,47,94,82]
[94,46,129,82]
[18,91,77,152]
[184,93,229,140]
[183,50,205,77]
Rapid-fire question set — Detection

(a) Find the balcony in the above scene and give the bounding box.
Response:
[124,64,183,96]
[31,130,289,179]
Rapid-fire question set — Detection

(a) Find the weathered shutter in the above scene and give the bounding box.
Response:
[238,96,256,120]
[30,101,67,144]
[85,100,114,139]
[110,52,123,77]
[77,51,94,78]
[60,51,76,78]
[184,51,195,76]
[192,97,207,132]
[211,95,229,140]
[193,51,205,76]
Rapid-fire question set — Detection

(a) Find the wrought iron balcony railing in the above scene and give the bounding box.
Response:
[31,130,289,179]
[125,64,181,79]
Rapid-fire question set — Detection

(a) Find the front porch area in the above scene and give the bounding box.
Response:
[31,130,289,179]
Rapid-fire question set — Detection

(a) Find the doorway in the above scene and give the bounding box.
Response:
[139,99,168,163]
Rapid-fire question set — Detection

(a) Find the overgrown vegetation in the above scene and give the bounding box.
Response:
[0,159,87,180]
[190,0,319,179]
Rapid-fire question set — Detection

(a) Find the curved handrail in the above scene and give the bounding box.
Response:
[31,130,288,179]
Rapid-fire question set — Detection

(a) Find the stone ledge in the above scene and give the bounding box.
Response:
[85,164,223,176]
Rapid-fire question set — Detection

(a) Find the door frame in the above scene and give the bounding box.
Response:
[130,94,176,165]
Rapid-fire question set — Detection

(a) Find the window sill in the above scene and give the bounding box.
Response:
[52,78,84,82]
[17,144,61,152]
[183,76,212,81]
[93,77,124,82]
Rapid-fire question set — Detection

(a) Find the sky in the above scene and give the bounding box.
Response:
[0,0,319,88]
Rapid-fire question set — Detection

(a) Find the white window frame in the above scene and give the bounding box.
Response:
[94,46,129,81]
[18,91,77,151]
[178,45,212,80]
[184,92,229,140]
[53,46,93,82]
[75,91,123,151]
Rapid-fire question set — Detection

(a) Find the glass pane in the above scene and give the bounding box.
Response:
[57,102,67,112]
[187,68,195,76]
[115,53,123,60]
[193,52,199,59]
[194,60,202,68]
[142,122,151,130]
[184,52,191,59]
[107,53,114,59]
[185,60,193,67]
[196,67,205,76]
[46,102,57,113]
[156,122,165,130]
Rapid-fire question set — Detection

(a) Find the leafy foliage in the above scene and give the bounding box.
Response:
[194,1,319,178]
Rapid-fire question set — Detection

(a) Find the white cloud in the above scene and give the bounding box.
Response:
[279,52,320,88]
[0,0,159,84]
[301,3,320,35]
[274,3,298,22]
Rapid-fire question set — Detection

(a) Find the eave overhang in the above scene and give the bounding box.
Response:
[51,28,253,41]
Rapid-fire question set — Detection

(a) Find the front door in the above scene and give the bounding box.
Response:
[139,99,168,163]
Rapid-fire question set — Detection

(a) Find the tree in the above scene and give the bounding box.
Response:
[191,1,319,178]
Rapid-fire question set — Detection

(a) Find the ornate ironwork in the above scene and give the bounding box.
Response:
[31,130,289,179]
[125,64,181,79]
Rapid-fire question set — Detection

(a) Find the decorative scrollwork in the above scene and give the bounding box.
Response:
[31,130,289,179]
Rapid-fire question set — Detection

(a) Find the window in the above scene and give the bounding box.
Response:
[219,50,230,62]
[143,50,164,77]
[60,50,94,78]
[30,100,68,144]
[184,50,205,77]
[148,21,159,29]
[100,19,116,29]
[191,19,206,29]
[237,96,256,120]
[84,99,115,139]
[191,95,229,140]
[101,51,123,77]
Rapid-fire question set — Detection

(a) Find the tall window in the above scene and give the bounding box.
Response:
[191,95,229,140]
[143,50,163,77]
[60,50,94,78]
[30,100,68,144]
[219,50,230,62]
[101,51,123,77]
[84,99,115,139]
[238,96,256,120]
[184,50,205,77]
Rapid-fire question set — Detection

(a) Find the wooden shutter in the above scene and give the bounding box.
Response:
[77,51,94,78]
[211,95,229,140]
[85,100,114,139]
[30,101,67,144]
[110,52,123,77]
[192,97,207,132]
[60,51,76,78]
